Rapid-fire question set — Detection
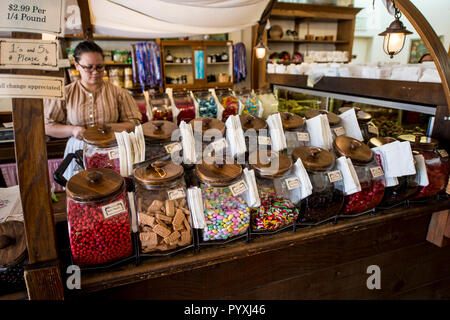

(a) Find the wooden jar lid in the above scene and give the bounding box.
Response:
[305,109,341,126]
[0,221,27,267]
[280,112,305,130]
[292,146,335,171]
[66,168,124,202]
[189,117,226,135]
[142,120,178,142]
[134,160,184,186]
[368,137,397,148]
[195,160,242,186]
[239,114,267,131]
[83,124,117,148]
[249,150,292,177]
[398,134,438,151]
[333,136,373,164]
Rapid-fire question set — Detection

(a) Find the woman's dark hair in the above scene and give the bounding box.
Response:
[73,41,103,63]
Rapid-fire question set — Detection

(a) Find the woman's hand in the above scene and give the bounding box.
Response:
[71,126,86,140]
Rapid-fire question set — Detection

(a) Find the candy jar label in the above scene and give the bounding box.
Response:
[368,125,379,135]
[108,149,119,159]
[230,180,248,197]
[285,177,301,190]
[297,132,310,142]
[258,135,271,145]
[370,166,384,178]
[102,199,127,219]
[327,170,343,183]
[168,188,186,201]
[333,127,346,137]
[437,149,449,158]
[164,142,182,154]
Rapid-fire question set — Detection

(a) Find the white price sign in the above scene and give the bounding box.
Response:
[297,132,310,142]
[285,177,301,190]
[258,135,271,145]
[0,74,64,99]
[370,166,384,178]
[230,180,248,197]
[333,126,346,137]
[327,170,343,183]
[168,188,186,201]
[164,142,182,154]
[0,0,66,35]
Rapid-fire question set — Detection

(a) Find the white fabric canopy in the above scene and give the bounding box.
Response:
[88,0,269,38]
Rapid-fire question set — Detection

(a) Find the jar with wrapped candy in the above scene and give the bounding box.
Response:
[194,90,218,118]
[149,92,173,121]
[236,89,262,117]
[215,89,239,121]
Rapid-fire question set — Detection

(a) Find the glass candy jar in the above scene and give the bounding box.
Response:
[305,109,345,140]
[292,147,344,222]
[280,112,310,157]
[216,88,239,121]
[333,136,385,215]
[83,124,121,174]
[194,90,218,118]
[369,137,419,207]
[66,168,133,267]
[236,89,262,117]
[189,117,226,159]
[339,106,379,143]
[398,134,450,200]
[256,89,279,119]
[173,90,196,125]
[133,160,192,253]
[142,120,180,162]
[239,114,269,157]
[249,151,301,232]
[194,160,251,241]
[149,92,173,121]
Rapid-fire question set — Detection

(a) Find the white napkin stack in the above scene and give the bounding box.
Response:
[413,154,429,187]
[114,125,146,177]
[339,108,364,142]
[371,148,399,187]
[231,90,244,115]
[306,114,333,151]
[165,87,179,124]
[225,115,247,158]
[267,113,287,152]
[128,192,138,233]
[336,156,361,195]
[372,141,416,177]
[293,158,313,200]
[0,185,23,223]
[209,88,225,120]
[187,187,205,229]
[143,90,153,121]
[179,121,197,164]
[243,168,260,208]
[189,91,200,119]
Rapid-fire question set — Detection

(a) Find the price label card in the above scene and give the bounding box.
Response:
[437,149,449,158]
[164,142,182,154]
[258,135,271,145]
[230,180,248,197]
[108,149,119,160]
[168,188,186,201]
[333,126,346,137]
[0,74,64,99]
[368,125,379,135]
[102,199,126,219]
[327,170,343,183]
[370,166,384,178]
[297,132,310,142]
[285,177,301,190]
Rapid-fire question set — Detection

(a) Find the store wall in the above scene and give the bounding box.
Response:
[228,27,253,90]
[353,0,450,64]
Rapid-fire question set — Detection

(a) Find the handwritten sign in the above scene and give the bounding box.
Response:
[0,74,64,99]
[0,38,59,70]
[0,0,66,36]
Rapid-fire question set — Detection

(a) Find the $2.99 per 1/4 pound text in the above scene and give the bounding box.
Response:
[7,3,47,22]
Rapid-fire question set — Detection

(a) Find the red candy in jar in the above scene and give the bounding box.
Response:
[149,92,173,122]
[333,136,385,215]
[173,91,196,125]
[66,168,133,267]
[83,124,121,173]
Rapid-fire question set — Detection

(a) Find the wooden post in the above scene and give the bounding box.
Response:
[426,210,450,247]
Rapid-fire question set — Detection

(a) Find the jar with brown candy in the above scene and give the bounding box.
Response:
[133,160,193,254]
[83,124,120,174]
[142,120,180,162]
[292,146,344,223]
[280,112,310,158]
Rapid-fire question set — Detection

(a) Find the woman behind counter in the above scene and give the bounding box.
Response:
[44,41,142,179]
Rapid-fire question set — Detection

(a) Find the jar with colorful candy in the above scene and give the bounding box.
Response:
[398,134,450,200]
[305,109,345,141]
[215,88,239,122]
[149,92,173,121]
[256,89,279,119]
[369,137,419,207]
[194,160,251,242]
[142,120,180,162]
[194,90,218,118]
[236,89,262,117]
[189,117,227,160]
[172,90,196,125]
[249,151,302,232]
[338,106,379,143]
[133,160,193,254]
[83,124,121,174]
[66,168,133,267]
[292,147,344,222]
[280,112,310,158]
[333,136,385,215]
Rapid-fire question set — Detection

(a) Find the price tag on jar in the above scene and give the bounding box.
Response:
[258,135,271,145]
[437,149,449,158]
[164,142,182,154]
[370,166,384,178]
[368,125,379,135]
[297,132,310,142]
[333,126,346,137]
[285,177,301,190]
[327,170,343,183]
[108,149,119,160]
[102,199,127,219]
[168,188,186,201]
[230,180,248,197]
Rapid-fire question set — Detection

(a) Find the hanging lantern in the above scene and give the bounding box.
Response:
[378,6,413,58]
[255,40,268,60]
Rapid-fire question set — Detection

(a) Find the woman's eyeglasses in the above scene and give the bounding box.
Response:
[77,63,105,72]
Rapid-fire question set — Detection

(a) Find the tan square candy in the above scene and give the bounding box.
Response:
[165,200,175,217]
[153,223,171,238]
[149,200,163,212]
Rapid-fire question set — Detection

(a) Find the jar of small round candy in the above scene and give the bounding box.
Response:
[338,106,379,143]
[236,89,262,117]
[194,90,218,118]
[133,160,193,253]
[83,124,121,174]
[66,168,133,267]
[149,92,173,121]
[369,137,419,207]
[215,88,239,121]
[239,114,269,157]
[292,146,344,222]
[194,160,251,241]
[172,90,196,125]
[305,109,345,140]
[189,117,226,159]
[333,136,385,215]
[249,151,302,232]
[398,134,450,200]
[280,112,310,158]
[142,120,180,162]
[256,89,279,119]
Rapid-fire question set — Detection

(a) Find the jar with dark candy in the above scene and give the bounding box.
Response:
[142,120,180,162]
[66,168,133,267]
[333,136,385,215]
[280,112,310,158]
[292,146,344,222]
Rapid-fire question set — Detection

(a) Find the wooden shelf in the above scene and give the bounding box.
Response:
[269,2,362,21]
[207,62,230,65]
[165,63,193,66]
[268,39,348,44]
[63,34,152,41]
